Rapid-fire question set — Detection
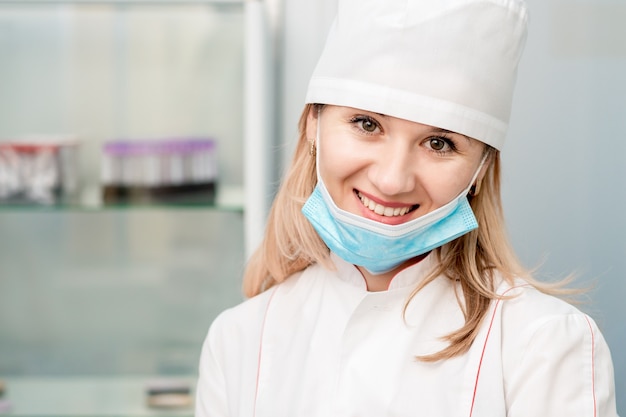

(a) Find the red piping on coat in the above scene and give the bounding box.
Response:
[468,285,529,417]
[468,284,599,417]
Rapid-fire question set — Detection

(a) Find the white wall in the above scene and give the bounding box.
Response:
[279,0,625,412]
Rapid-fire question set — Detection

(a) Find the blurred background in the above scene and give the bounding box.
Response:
[0,0,623,415]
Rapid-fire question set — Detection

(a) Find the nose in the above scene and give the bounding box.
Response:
[367,144,416,196]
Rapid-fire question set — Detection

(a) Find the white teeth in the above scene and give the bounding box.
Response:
[357,192,413,217]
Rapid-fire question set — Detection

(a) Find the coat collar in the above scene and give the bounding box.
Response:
[329,251,438,292]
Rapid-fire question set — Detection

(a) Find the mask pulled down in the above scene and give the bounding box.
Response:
[301,176,479,275]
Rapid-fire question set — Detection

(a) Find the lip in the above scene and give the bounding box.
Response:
[353,189,418,225]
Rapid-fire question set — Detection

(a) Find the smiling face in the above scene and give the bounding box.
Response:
[307,105,488,226]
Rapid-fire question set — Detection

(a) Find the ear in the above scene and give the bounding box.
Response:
[305,106,319,144]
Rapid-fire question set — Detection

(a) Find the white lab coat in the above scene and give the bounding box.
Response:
[196,253,618,417]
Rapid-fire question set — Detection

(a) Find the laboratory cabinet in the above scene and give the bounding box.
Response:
[0,0,268,415]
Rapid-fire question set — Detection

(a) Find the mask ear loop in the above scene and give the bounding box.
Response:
[467,152,489,197]
[314,107,323,182]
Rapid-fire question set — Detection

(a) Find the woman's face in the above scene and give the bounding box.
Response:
[307,105,488,225]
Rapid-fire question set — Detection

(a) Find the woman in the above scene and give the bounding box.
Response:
[196,0,618,415]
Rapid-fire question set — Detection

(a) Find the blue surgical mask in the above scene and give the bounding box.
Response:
[301,111,484,275]
[302,178,479,275]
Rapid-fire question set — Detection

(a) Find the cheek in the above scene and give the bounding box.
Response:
[422,165,474,205]
[318,133,364,182]
[318,152,353,189]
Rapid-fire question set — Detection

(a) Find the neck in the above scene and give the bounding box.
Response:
[357,253,429,292]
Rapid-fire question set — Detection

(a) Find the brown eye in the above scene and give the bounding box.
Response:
[349,115,381,134]
[361,119,377,132]
[429,138,446,151]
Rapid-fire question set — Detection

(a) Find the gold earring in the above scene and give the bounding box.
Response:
[309,140,316,157]
[469,182,481,196]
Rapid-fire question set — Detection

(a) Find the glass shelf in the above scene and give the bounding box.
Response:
[0,2,245,208]
[0,376,196,416]
[0,185,244,212]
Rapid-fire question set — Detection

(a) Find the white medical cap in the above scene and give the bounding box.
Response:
[305,0,529,150]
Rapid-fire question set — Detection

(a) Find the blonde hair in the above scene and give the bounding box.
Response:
[243,103,561,361]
